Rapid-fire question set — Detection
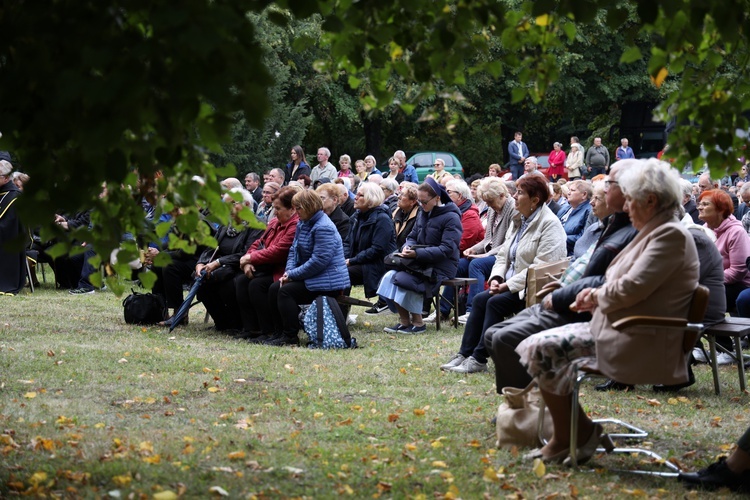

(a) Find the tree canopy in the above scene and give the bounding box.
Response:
[2,0,748,285]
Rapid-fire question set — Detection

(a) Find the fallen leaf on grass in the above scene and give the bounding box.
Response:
[711,417,722,428]
[646,399,661,407]
[117,358,128,364]
[24,392,37,399]
[153,491,178,500]
[532,458,546,478]
[227,451,246,460]
[388,414,399,422]
[283,466,304,475]
[483,467,501,482]
[112,474,132,487]
[207,387,220,393]
[432,460,447,468]
[413,408,425,416]
[337,418,353,426]
[47,350,55,357]
[209,486,229,496]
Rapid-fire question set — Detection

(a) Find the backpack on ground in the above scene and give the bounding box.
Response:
[123,289,167,325]
[303,296,357,349]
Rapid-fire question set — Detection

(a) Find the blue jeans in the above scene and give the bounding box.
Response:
[459,289,524,363]
[440,255,494,315]
[589,166,606,178]
[511,163,524,180]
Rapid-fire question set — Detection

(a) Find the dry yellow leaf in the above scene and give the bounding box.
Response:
[313,412,324,419]
[404,443,417,451]
[143,454,161,464]
[207,387,220,393]
[399,367,407,374]
[112,474,132,487]
[29,471,47,485]
[153,491,178,500]
[483,467,500,482]
[227,451,246,460]
[24,392,37,399]
[413,408,426,416]
[646,399,661,407]
[388,414,399,422]
[432,460,448,468]
[139,441,154,453]
[532,458,546,478]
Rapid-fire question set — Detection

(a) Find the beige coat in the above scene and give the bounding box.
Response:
[490,204,567,299]
[590,212,699,385]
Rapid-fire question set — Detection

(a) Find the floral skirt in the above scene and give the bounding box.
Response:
[376,270,424,315]
[515,322,597,395]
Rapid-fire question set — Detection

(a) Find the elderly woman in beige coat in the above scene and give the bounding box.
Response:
[516,159,699,465]
[565,142,584,180]
[442,175,567,373]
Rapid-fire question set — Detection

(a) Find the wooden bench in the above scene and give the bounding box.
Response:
[702,317,750,394]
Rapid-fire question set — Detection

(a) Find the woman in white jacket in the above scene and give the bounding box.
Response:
[442,175,567,373]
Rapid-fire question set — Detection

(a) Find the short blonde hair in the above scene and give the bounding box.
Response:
[0,160,13,177]
[477,176,508,203]
[292,189,323,214]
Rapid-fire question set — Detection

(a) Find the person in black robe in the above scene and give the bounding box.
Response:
[0,159,26,295]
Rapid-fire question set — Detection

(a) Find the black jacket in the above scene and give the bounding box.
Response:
[345,205,397,296]
[551,211,637,316]
[197,225,264,270]
[328,206,351,242]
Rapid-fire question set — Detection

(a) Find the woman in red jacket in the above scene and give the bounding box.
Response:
[547,142,567,182]
[446,179,484,252]
[234,187,299,340]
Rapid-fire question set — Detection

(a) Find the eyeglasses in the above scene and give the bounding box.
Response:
[262,190,275,195]
[446,189,457,195]
[604,180,619,188]
[418,195,437,207]
[433,164,441,167]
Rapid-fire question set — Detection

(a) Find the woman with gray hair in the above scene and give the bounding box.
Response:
[548,142,567,182]
[380,177,400,213]
[0,159,26,294]
[344,182,397,300]
[515,159,699,464]
[445,179,484,253]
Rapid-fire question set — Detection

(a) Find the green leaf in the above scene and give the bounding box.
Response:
[620,46,643,64]
[138,269,158,290]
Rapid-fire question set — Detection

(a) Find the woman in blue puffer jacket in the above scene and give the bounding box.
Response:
[266,189,350,346]
[377,177,462,334]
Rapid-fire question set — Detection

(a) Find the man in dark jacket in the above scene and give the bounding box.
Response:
[483,162,636,391]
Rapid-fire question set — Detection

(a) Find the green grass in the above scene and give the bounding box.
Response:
[2,276,750,498]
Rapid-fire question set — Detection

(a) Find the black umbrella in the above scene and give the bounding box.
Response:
[168,270,206,333]
[168,247,218,332]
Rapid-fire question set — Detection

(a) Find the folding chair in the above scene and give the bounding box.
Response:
[539,285,709,475]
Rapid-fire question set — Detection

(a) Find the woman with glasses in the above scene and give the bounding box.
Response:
[428,158,451,183]
[429,177,516,325]
[442,175,566,374]
[376,178,462,334]
[255,182,281,223]
[698,189,750,316]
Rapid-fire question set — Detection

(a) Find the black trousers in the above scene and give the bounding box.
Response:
[483,304,570,392]
[197,274,242,331]
[459,290,523,364]
[234,274,275,334]
[152,255,197,309]
[268,280,340,339]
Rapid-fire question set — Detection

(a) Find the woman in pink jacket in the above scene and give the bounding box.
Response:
[698,189,750,310]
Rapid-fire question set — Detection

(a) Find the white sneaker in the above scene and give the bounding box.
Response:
[424,311,438,323]
[716,352,736,365]
[447,356,488,374]
[457,312,471,325]
[692,347,708,364]
[440,354,466,371]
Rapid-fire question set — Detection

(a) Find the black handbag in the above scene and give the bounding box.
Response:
[384,252,435,283]
[123,289,167,325]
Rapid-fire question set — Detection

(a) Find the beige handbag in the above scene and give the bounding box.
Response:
[525,258,570,308]
[495,381,554,449]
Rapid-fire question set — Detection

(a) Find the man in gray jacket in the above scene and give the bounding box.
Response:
[585,137,610,177]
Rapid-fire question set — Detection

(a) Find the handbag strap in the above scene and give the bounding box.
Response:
[501,380,538,397]
[316,296,325,346]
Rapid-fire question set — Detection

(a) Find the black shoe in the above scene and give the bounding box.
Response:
[679,457,750,492]
[653,365,695,393]
[246,334,273,344]
[364,300,389,315]
[594,379,635,392]
[263,335,298,347]
[158,315,188,328]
